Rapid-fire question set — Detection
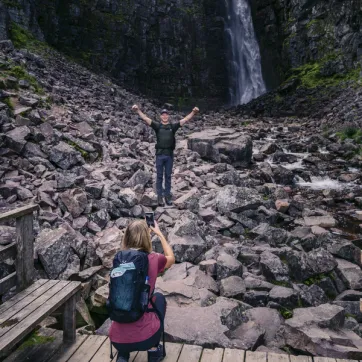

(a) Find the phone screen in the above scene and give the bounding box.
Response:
[145,212,155,227]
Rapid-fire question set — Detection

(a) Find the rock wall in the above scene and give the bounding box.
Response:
[252,0,362,89]
[0,0,228,107]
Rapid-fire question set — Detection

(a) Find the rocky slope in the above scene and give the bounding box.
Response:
[0,40,362,357]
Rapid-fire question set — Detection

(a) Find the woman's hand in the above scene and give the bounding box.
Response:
[150,221,162,236]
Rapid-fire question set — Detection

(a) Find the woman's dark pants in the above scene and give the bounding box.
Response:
[112,293,166,359]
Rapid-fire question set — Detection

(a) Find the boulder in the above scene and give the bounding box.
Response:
[49,141,84,170]
[0,226,16,245]
[216,185,263,214]
[168,213,207,263]
[250,223,291,247]
[269,286,299,309]
[187,127,252,166]
[220,276,246,299]
[164,297,251,347]
[336,259,362,290]
[296,284,329,307]
[125,169,151,189]
[216,253,243,280]
[5,126,30,153]
[285,304,362,359]
[95,227,123,268]
[226,321,265,350]
[60,188,88,218]
[260,251,290,284]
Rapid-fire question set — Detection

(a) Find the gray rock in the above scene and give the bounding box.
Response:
[296,284,329,307]
[220,276,246,299]
[226,321,265,350]
[95,227,123,268]
[187,127,252,166]
[0,226,15,245]
[269,286,299,309]
[216,253,243,280]
[125,169,151,189]
[168,213,207,263]
[60,188,88,218]
[216,185,263,214]
[250,223,291,247]
[49,141,84,170]
[5,126,31,153]
[336,258,362,290]
[260,251,290,284]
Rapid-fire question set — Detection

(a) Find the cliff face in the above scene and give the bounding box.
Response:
[252,0,362,89]
[1,0,361,104]
[1,0,228,107]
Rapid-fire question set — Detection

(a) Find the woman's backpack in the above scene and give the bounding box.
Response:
[106,250,150,323]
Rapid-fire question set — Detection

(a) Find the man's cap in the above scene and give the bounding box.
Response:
[160,109,169,115]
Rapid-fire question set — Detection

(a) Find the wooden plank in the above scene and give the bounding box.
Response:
[0,243,17,262]
[0,280,59,327]
[163,342,183,362]
[245,351,267,362]
[0,204,38,222]
[0,281,81,354]
[67,335,107,362]
[0,272,16,295]
[201,348,224,362]
[290,356,313,362]
[133,351,147,362]
[223,348,245,362]
[178,344,203,362]
[0,279,48,315]
[314,359,336,362]
[3,327,59,362]
[52,334,89,362]
[63,294,77,344]
[268,353,290,362]
[16,213,35,290]
[89,337,112,362]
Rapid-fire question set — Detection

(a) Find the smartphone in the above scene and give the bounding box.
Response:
[145,212,155,227]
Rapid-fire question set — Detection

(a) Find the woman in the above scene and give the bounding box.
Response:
[109,219,175,362]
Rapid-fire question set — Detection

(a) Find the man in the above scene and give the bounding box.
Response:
[132,105,199,206]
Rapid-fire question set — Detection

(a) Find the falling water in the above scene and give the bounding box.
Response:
[225,0,266,105]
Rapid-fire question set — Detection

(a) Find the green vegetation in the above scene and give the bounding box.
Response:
[336,127,362,144]
[18,330,55,350]
[279,307,293,319]
[66,140,89,159]
[303,273,329,286]
[284,54,361,89]
[3,97,14,111]
[9,22,49,54]
[275,94,283,103]
[8,65,43,94]
[271,280,289,287]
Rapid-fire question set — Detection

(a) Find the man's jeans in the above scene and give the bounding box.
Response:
[156,155,173,197]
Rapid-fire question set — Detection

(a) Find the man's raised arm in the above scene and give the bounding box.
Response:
[180,107,199,127]
[132,104,152,126]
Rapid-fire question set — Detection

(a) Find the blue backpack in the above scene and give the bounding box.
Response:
[106,250,150,323]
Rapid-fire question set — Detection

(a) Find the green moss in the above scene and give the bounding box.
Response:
[285,54,361,89]
[3,97,14,111]
[303,273,329,286]
[8,65,43,94]
[18,330,55,350]
[66,140,89,158]
[279,307,293,319]
[271,280,289,287]
[9,22,49,54]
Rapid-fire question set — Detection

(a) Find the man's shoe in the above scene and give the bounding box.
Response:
[147,344,165,362]
[116,354,129,362]
[165,195,172,206]
[158,196,165,207]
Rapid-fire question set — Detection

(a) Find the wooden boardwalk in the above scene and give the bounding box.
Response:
[3,331,360,362]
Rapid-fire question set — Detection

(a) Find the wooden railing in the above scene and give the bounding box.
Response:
[0,204,38,295]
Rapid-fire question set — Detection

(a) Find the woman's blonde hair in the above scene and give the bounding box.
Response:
[121,219,152,253]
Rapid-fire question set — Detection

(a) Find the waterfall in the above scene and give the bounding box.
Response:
[225,0,266,106]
